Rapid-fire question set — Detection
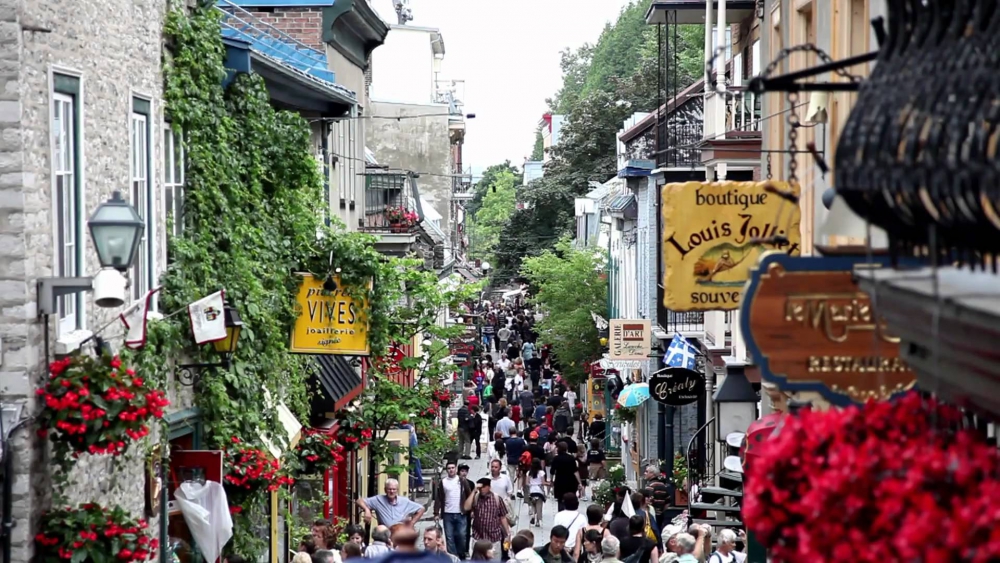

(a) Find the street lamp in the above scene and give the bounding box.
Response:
[177,301,244,386]
[712,369,759,440]
[38,191,146,315]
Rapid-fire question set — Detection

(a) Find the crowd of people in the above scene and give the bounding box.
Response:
[280,296,746,563]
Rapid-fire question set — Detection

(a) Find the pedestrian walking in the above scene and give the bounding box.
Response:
[488,458,515,500]
[465,478,511,561]
[553,495,586,555]
[618,516,658,563]
[469,406,484,459]
[498,326,512,351]
[572,506,610,562]
[535,526,573,563]
[434,462,475,559]
[423,527,461,563]
[549,442,581,511]
[457,400,473,459]
[504,431,528,491]
[526,459,548,526]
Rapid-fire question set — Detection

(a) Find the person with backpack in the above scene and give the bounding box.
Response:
[707,529,740,563]
[505,430,528,494]
[618,516,658,563]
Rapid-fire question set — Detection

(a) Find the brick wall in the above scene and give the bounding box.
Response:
[245,7,325,52]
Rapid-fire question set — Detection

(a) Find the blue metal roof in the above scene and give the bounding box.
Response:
[217,1,356,100]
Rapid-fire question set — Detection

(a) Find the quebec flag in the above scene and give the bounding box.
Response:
[665,334,698,371]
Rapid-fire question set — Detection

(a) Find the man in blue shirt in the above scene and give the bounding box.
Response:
[504,430,528,495]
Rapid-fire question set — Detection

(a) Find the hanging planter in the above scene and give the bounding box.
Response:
[37,355,169,463]
[36,503,158,562]
[744,393,1000,562]
[294,429,346,475]
[224,438,294,511]
[332,421,373,452]
[431,388,453,407]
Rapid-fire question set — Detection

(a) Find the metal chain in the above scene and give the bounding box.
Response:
[766,153,773,180]
[787,91,799,184]
[706,42,861,99]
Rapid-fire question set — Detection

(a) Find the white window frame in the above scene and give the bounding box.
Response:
[52,89,83,336]
[163,125,185,241]
[130,101,153,304]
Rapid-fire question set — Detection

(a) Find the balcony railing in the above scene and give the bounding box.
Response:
[361,170,420,233]
[726,88,761,132]
[656,120,703,169]
[666,310,704,333]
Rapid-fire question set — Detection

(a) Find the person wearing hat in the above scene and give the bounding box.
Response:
[464,478,510,560]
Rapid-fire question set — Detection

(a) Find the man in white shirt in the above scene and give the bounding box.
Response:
[498,326,511,349]
[495,414,516,438]
[552,495,587,553]
[498,354,512,373]
[487,459,515,500]
[433,462,473,559]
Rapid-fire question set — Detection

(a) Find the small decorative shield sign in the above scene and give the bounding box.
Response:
[649,368,705,406]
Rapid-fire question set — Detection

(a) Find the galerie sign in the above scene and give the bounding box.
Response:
[661,181,801,311]
[290,274,371,355]
[740,253,916,406]
[608,319,651,360]
[649,368,704,406]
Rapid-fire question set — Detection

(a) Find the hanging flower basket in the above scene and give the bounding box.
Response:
[37,355,169,461]
[36,503,158,562]
[612,404,636,424]
[333,422,373,452]
[744,393,1000,562]
[295,429,346,475]
[224,438,293,510]
[432,389,452,407]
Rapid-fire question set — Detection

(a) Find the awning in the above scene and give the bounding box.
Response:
[312,355,363,411]
[261,387,304,460]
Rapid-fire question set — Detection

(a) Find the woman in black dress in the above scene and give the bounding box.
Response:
[549,441,581,511]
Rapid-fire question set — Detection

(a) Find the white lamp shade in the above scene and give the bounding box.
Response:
[718,401,757,438]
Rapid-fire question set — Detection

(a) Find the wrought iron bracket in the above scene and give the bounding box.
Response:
[176,358,231,387]
[747,50,878,94]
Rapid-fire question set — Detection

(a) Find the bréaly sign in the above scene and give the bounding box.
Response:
[649,367,704,406]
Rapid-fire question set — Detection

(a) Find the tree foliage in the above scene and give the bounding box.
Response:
[501,2,704,281]
[521,240,607,385]
[531,128,545,161]
[469,166,518,263]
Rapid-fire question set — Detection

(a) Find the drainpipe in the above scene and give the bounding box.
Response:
[3,417,33,563]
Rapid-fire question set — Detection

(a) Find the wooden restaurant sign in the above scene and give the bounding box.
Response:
[290,273,371,355]
[739,253,916,406]
[661,181,801,312]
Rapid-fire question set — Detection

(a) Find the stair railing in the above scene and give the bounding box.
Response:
[686,416,716,500]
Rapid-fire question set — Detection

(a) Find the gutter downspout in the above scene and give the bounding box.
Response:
[3,417,33,563]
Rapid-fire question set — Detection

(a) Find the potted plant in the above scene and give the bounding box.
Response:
[592,464,627,509]
[294,429,346,476]
[224,437,294,511]
[672,452,689,506]
[612,404,637,424]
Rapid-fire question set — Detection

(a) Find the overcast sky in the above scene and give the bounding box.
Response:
[370,0,633,180]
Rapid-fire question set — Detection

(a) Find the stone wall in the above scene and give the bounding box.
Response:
[2,0,170,559]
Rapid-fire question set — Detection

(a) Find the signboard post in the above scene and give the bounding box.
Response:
[740,253,917,405]
[661,181,802,311]
[649,368,705,406]
[290,274,371,355]
[608,319,651,360]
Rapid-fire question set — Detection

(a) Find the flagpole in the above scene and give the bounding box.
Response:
[77,287,162,350]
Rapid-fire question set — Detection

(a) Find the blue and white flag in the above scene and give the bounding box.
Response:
[664,334,698,371]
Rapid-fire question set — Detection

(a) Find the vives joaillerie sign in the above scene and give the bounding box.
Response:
[661,181,801,311]
[290,274,371,355]
[740,253,916,406]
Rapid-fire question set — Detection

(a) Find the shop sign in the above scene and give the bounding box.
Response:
[740,253,916,406]
[608,319,651,360]
[290,274,371,355]
[649,368,704,406]
[661,181,802,311]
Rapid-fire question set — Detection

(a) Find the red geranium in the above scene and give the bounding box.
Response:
[36,503,158,563]
[431,388,452,406]
[224,437,294,498]
[38,355,168,459]
[744,393,1000,562]
[295,428,346,474]
[334,422,373,452]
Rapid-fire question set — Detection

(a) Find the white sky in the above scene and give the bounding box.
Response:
[370,0,633,180]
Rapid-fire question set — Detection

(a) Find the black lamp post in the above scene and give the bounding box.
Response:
[177,301,244,386]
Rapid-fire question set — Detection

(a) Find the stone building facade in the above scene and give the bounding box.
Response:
[1,0,171,560]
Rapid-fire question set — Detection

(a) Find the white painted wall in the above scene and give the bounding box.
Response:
[371,25,438,105]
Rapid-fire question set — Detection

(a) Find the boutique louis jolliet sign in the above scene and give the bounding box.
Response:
[290,273,371,355]
[739,252,917,406]
[661,181,802,311]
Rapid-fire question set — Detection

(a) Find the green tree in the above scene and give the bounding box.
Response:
[522,239,607,385]
[469,168,517,262]
[547,44,594,114]
[531,128,545,161]
[467,161,521,218]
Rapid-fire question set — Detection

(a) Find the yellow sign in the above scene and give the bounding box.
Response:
[661,181,801,311]
[290,274,371,355]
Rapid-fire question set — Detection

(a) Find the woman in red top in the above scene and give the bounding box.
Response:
[545,406,555,430]
[511,404,521,426]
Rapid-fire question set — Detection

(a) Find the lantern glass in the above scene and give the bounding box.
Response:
[717,401,757,438]
[88,191,145,271]
[211,304,243,357]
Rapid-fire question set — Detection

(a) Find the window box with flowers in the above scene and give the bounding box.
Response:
[36,503,158,563]
[385,206,419,232]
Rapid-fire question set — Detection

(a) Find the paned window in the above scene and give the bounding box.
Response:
[53,74,83,336]
[131,98,153,302]
[163,126,185,242]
